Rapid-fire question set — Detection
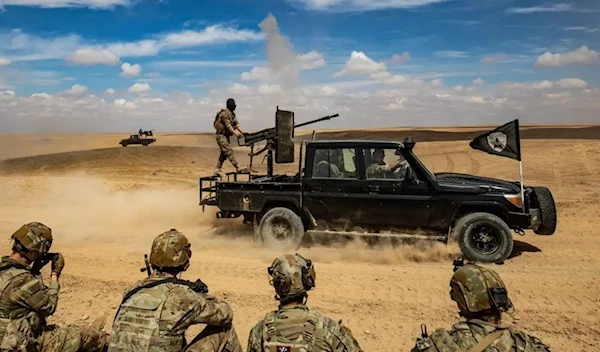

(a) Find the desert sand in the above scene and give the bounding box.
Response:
[0,126,599,351]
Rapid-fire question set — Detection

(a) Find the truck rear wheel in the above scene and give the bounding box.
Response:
[257,207,305,249]
[532,186,557,235]
[452,212,514,264]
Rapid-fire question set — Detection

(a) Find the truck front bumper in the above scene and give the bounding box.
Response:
[506,208,540,230]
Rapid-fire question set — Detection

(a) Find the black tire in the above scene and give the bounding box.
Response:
[257,207,305,249]
[121,143,127,147]
[532,186,557,235]
[452,212,514,264]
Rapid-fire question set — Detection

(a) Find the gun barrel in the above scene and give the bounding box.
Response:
[294,114,339,129]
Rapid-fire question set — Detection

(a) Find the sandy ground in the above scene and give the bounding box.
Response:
[0,127,599,351]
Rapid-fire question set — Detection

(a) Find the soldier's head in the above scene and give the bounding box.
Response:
[226,98,236,112]
[149,229,192,275]
[449,261,513,322]
[267,253,316,305]
[11,222,53,263]
[372,149,385,165]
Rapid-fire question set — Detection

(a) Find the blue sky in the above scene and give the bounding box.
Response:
[0,0,599,133]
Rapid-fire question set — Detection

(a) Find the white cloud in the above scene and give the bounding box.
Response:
[334,51,387,77]
[0,0,129,9]
[430,79,443,88]
[506,3,572,14]
[435,51,468,58]
[61,84,87,96]
[128,82,151,94]
[481,55,507,63]
[67,47,120,65]
[0,58,12,66]
[389,52,411,64]
[159,25,264,49]
[291,0,452,12]
[473,78,484,85]
[120,62,141,78]
[297,51,326,70]
[114,98,136,108]
[2,79,600,134]
[105,88,115,94]
[0,90,16,98]
[556,78,588,89]
[535,46,599,68]
[241,66,274,81]
[1,25,263,63]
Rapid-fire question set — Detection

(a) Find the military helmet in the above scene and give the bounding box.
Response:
[149,229,192,270]
[268,253,315,302]
[450,262,513,315]
[11,222,53,256]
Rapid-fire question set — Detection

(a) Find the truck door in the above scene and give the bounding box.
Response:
[359,147,431,228]
[303,146,364,224]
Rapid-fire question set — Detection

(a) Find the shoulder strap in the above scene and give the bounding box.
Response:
[468,329,505,352]
[112,277,182,323]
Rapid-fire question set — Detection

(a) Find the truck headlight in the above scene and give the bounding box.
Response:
[503,194,523,208]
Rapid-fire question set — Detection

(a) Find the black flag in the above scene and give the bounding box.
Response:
[469,119,521,161]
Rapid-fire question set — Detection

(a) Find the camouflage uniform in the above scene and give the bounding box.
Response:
[0,222,108,352]
[108,229,242,352]
[214,98,240,172]
[247,253,362,352]
[411,261,551,352]
[365,160,408,179]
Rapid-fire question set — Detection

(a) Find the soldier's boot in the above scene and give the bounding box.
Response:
[235,165,250,174]
[213,168,225,177]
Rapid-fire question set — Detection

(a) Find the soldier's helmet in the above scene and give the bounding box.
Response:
[450,263,513,316]
[11,222,53,258]
[149,229,192,270]
[268,253,316,302]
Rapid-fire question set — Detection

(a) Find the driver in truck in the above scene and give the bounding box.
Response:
[366,148,408,179]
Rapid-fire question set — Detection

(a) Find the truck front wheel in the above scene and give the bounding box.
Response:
[452,212,514,264]
[257,207,305,249]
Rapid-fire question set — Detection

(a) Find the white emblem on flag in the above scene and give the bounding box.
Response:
[487,132,507,152]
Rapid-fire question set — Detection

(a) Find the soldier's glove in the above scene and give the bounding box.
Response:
[51,253,65,277]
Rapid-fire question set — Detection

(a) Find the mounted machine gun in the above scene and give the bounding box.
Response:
[238,107,338,177]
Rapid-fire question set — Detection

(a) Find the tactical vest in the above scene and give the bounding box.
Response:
[261,310,318,352]
[107,282,183,352]
[0,266,36,351]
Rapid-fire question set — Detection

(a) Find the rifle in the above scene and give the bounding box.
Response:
[239,108,338,177]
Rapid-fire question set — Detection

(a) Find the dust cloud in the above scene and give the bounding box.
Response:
[258,13,299,107]
[0,172,458,264]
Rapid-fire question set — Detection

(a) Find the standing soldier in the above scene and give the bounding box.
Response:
[247,253,363,352]
[108,229,242,352]
[411,259,551,352]
[0,222,108,352]
[213,98,248,176]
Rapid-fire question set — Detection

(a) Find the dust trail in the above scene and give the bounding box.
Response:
[258,13,299,107]
[0,172,461,264]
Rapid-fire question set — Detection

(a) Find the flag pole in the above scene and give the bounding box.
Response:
[515,119,525,213]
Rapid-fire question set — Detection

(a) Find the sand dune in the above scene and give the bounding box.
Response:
[0,126,599,351]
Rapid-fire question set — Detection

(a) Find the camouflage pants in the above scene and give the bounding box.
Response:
[38,323,108,352]
[183,324,242,352]
[215,134,238,169]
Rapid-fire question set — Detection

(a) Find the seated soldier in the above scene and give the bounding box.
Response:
[247,253,363,352]
[0,222,108,352]
[366,148,408,179]
[108,229,242,352]
[411,260,551,352]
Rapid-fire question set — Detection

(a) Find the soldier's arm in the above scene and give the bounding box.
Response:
[246,321,263,352]
[325,318,364,352]
[175,288,234,327]
[9,273,59,317]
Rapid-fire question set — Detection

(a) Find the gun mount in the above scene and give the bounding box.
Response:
[239,107,338,177]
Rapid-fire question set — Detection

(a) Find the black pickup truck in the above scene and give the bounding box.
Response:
[199,136,557,263]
